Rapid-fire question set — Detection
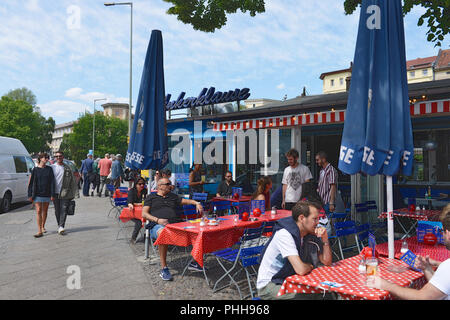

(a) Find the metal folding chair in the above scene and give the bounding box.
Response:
[108,197,128,219]
[212,200,232,216]
[334,220,361,260]
[212,224,265,300]
[356,223,371,248]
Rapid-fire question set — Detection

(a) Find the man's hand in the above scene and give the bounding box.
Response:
[128,203,134,210]
[195,202,204,214]
[158,218,169,226]
[329,204,335,212]
[281,200,286,209]
[365,275,387,290]
[315,226,328,242]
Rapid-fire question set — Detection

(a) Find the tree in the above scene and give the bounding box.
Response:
[4,87,37,108]
[163,0,265,32]
[60,112,128,166]
[0,96,55,153]
[343,0,449,47]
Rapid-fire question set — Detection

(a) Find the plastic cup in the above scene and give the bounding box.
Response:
[366,258,378,276]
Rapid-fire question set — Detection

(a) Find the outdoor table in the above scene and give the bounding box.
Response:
[378,209,440,239]
[154,210,292,268]
[212,195,252,203]
[277,255,426,300]
[375,236,450,262]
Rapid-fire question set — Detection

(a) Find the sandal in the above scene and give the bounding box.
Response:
[34,233,43,238]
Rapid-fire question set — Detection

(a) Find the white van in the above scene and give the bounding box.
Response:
[0,136,35,213]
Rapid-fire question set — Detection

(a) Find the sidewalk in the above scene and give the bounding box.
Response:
[0,194,156,300]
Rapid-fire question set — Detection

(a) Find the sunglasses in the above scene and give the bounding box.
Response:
[160,182,171,186]
[136,183,145,186]
[55,155,63,158]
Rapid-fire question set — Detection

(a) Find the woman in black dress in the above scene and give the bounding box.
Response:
[28,152,55,238]
[127,177,148,243]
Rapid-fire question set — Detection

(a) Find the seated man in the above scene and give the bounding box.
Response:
[142,178,204,281]
[256,200,333,300]
[366,203,450,300]
[216,171,236,197]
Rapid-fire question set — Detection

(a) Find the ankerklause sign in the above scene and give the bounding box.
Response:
[165,87,250,110]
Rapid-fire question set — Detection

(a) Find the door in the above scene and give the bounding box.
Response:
[13,156,30,201]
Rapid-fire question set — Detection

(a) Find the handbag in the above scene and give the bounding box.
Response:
[65,200,76,216]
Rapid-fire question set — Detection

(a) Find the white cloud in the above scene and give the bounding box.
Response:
[276,83,286,90]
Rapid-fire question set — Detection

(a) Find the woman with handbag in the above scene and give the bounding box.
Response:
[28,152,55,238]
[51,151,79,235]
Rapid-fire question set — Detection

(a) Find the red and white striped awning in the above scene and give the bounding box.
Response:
[213,99,450,131]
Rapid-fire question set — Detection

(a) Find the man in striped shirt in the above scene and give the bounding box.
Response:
[316,151,338,214]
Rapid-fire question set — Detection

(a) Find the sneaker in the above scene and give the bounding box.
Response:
[58,227,66,235]
[188,261,203,272]
[91,191,94,196]
[159,267,173,281]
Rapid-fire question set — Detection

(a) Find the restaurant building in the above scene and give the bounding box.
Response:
[165,71,450,213]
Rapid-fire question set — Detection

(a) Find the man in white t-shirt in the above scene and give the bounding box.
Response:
[282,149,313,211]
[256,201,333,300]
[367,204,450,300]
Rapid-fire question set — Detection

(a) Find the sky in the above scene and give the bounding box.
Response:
[0,0,446,125]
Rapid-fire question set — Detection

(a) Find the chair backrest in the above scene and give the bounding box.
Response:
[365,200,378,211]
[212,200,231,211]
[262,221,275,234]
[193,193,208,201]
[106,184,115,192]
[355,203,368,213]
[356,223,370,241]
[334,220,357,237]
[241,225,264,242]
[114,197,128,206]
[118,187,128,192]
[180,204,200,220]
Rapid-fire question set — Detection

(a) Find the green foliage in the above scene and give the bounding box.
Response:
[4,87,37,107]
[0,96,55,153]
[343,0,449,47]
[60,113,128,166]
[163,0,265,32]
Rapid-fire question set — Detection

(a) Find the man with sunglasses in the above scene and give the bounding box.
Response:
[51,151,79,235]
[216,171,236,198]
[142,178,204,281]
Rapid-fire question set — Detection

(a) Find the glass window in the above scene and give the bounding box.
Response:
[330,79,334,86]
[339,78,344,85]
[422,69,428,76]
[25,157,35,173]
[13,156,27,173]
[410,71,415,77]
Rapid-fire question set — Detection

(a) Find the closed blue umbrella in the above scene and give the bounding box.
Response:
[338,0,414,259]
[125,30,169,259]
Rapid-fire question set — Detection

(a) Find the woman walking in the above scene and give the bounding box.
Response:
[127,177,148,244]
[28,152,55,238]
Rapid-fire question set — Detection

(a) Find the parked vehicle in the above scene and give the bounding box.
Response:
[0,137,35,213]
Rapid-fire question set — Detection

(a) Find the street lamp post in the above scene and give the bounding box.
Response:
[93,98,107,157]
[104,2,133,139]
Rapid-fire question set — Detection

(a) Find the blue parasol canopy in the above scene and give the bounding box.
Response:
[338,0,413,177]
[125,29,169,171]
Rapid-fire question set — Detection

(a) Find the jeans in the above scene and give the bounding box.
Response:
[98,176,110,196]
[53,196,69,228]
[82,172,92,196]
[131,218,142,240]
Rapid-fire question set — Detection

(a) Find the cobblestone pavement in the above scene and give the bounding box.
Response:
[0,191,253,300]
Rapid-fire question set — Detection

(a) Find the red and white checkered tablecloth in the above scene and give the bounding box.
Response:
[278,256,426,300]
[153,210,292,267]
[378,209,440,221]
[376,236,450,262]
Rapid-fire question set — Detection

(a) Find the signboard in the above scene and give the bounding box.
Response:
[165,87,251,110]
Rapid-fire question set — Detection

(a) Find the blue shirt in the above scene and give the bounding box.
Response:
[80,158,94,174]
[111,160,123,179]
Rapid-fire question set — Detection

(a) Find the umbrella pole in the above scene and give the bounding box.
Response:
[386,176,395,259]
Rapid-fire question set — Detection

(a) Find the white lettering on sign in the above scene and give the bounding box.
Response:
[363,147,375,166]
[384,150,394,165]
[126,152,144,165]
[340,146,354,164]
[402,150,411,166]
[366,5,381,30]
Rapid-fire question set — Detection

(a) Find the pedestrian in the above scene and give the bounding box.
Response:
[251,176,272,211]
[51,151,79,235]
[189,164,204,198]
[80,153,94,197]
[141,178,204,281]
[161,169,176,193]
[91,158,101,196]
[111,154,124,188]
[366,204,450,300]
[27,152,55,238]
[281,149,313,210]
[150,170,161,190]
[315,151,338,215]
[256,201,333,300]
[127,177,148,244]
[98,153,112,197]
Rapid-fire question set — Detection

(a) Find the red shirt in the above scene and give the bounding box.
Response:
[98,158,112,177]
